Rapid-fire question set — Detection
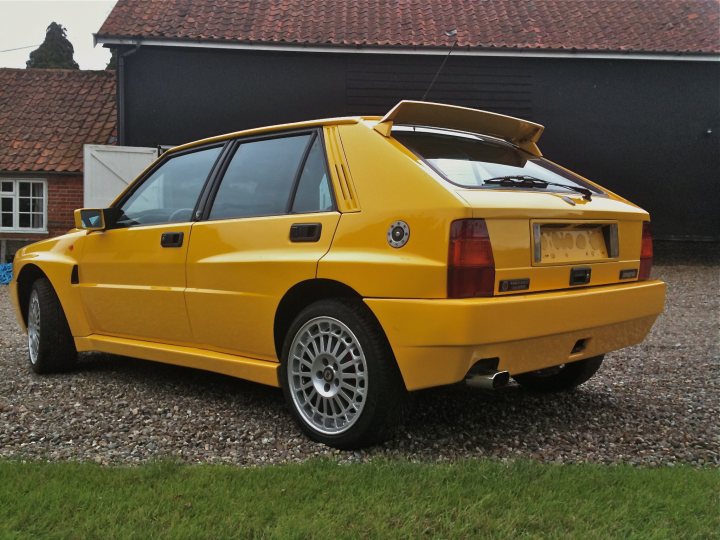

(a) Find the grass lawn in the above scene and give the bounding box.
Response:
[0,459,717,538]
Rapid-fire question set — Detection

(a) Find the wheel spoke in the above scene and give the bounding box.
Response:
[295,354,313,369]
[330,337,343,357]
[332,396,345,416]
[338,353,355,368]
[327,397,337,417]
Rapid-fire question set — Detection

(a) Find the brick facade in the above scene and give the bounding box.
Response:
[47,174,83,237]
[0,174,83,262]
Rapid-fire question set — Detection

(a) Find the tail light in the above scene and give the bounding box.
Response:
[448,219,495,298]
[639,222,653,280]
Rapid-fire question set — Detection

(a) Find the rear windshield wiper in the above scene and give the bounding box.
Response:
[483,175,592,201]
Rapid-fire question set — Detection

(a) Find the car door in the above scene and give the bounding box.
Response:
[78,144,224,344]
[185,130,341,360]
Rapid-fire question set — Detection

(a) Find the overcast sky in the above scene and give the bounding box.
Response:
[0,0,117,70]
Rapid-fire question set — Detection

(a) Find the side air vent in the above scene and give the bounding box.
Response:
[70,265,79,284]
[324,126,360,212]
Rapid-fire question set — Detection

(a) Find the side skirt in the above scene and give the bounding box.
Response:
[74,334,280,388]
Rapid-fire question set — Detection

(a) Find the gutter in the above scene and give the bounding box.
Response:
[93,36,720,63]
[0,170,81,177]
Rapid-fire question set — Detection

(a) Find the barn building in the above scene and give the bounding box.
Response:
[95,0,720,241]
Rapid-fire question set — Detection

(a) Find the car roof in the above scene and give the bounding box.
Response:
[169,116,380,154]
[167,100,544,157]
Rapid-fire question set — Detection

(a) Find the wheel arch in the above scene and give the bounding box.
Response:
[15,264,49,326]
[273,279,404,386]
[274,279,362,359]
[14,259,90,337]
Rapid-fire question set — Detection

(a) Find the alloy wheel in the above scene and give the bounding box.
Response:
[27,289,41,365]
[287,316,368,435]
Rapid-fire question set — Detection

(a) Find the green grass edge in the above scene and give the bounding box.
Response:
[1,458,718,539]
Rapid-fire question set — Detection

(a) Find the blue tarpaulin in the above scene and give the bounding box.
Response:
[0,264,12,285]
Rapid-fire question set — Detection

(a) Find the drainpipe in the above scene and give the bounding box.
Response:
[116,43,141,146]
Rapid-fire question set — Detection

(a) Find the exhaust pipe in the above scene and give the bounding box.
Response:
[465,370,510,390]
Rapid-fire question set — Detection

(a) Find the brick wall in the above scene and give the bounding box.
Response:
[0,174,83,262]
[47,174,83,237]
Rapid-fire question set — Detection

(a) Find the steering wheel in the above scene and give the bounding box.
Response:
[168,208,194,222]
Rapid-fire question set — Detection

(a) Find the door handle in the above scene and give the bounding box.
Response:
[160,231,184,248]
[289,223,322,243]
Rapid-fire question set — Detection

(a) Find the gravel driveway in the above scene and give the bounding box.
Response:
[1,258,718,466]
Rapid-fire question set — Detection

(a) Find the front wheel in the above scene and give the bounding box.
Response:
[512,355,604,393]
[280,299,405,449]
[26,278,77,374]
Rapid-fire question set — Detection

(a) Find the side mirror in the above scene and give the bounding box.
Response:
[74,208,110,231]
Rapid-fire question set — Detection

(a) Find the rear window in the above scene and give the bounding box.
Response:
[392,126,603,194]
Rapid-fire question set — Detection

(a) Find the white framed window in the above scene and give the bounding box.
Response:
[0,179,47,233]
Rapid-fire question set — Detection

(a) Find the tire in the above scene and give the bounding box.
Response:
[26,278,77,374]
[513,355,604,393]
[280,298,405,449]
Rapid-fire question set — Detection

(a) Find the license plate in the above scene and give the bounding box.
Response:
[533,222,618,264]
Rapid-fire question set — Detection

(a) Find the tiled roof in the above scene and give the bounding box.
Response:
[97,0,720,55]
[0,68,116,173]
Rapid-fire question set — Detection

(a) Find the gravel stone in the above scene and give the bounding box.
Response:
[0,260,717,466]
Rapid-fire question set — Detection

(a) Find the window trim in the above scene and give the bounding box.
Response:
[200,127,337,222]
[285,131,319,214]
[0,178,48,234]
[110,143,227,229]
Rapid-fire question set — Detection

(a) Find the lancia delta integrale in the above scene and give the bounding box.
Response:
[10,101,665,448]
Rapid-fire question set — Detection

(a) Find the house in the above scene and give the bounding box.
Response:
[0,68,116,262]
[94,0,720,241]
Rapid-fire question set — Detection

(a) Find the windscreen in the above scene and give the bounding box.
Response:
[392,126,602,194]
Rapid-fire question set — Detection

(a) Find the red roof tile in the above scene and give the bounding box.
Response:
[97,0,720,55]
[0,68,116,173]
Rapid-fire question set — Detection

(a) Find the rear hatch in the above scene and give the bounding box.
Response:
[392,125,648,295]
[456,190,646,295]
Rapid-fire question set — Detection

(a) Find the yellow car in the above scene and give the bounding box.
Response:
[9,101,665,449]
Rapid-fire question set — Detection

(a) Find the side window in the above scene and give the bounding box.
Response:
[291,136,334,214]
[116,146,221,227]
[209,134,311,220]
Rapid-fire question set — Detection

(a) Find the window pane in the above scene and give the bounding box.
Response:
[19,198,30,212]
[1,213,11,227]
[1,182,12,193]
[31,198,43,212]
[32,214,43,228]
[291,137,333,213]
[1,198,11,212]
[117,146,222,227]
[19,183,30,197]
[393,129,602,193]
[210,135,311,220]
[32,183,43,197]
[19,213,30,228]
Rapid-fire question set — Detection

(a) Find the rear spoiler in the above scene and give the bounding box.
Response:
[374,100,544,157]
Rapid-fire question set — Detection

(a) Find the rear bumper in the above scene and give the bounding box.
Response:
[365,280,665,391]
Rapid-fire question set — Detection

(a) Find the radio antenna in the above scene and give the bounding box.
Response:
[422,29,458,101]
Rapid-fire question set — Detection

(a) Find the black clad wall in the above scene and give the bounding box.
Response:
[120,46,720,240]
